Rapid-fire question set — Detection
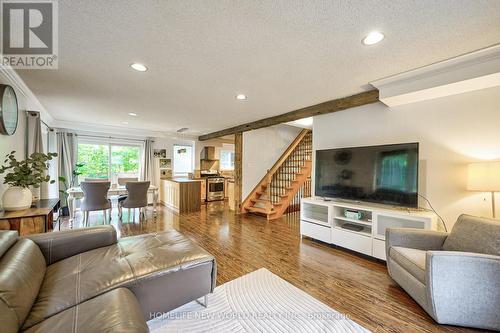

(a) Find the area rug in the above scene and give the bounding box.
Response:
[148,268,370,332]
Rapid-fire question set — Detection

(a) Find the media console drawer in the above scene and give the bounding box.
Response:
[331,228,372,256]
[300,220,331,243]
[372,238,387,260]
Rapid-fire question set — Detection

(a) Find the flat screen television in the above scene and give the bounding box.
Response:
[315,143,419,207]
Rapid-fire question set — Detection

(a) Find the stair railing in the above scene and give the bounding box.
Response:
[241,129,311,212]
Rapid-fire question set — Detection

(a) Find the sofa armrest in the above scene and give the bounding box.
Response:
[386,228,448,254]
[23,226,117,265]
[426,251,500,330]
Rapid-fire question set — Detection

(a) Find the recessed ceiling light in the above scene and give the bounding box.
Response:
[122,121,129,125]
[362,31,384,45]
[130,63,148,72]
[236,94,247,100]
[128,112,137,116]
[177,127,189,133]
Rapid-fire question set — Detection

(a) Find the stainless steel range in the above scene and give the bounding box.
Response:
[206,176,225,201]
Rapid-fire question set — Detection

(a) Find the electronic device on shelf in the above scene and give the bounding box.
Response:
[344,209,363,220]
[341,223,364,232]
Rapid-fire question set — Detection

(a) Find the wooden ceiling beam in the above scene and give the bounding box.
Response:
[198,89,379,141]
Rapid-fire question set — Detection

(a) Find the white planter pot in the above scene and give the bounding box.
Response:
[2,186,33,211]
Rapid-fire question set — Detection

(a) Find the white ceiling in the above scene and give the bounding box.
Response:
[17,0,500,136]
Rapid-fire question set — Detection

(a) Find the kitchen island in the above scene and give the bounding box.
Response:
[159,179,202,213]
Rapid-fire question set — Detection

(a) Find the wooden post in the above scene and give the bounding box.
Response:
[234,132,243,213]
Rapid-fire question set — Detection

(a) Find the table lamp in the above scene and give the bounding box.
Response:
[467,161,500,218]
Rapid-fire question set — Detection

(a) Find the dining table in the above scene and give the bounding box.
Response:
[66,185,159,221]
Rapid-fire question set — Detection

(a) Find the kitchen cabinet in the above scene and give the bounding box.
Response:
[227,180,235,211]
[200,180,206,202]
[160,179,201,213]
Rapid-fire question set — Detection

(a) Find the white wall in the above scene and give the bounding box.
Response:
[0,74,28,208]
[242,124,302,198]
[313,86,500,229]
[153,136,194,180]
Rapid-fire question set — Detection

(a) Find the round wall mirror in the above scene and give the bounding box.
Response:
[0,84,19,136]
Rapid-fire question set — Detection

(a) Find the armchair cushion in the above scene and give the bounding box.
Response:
[389,246,426,283]
[23,226,117,265]
[442,214,500,256]
[385,228,448,261]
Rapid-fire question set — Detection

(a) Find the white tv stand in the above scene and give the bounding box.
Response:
[300,197,440,260]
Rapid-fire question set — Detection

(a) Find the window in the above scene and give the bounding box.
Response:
[220,150,235,170]
[173,145,193,175]
[219,143,235,170]
[77,143,110,180]
[77,141,141,183]
[110,145,140,181]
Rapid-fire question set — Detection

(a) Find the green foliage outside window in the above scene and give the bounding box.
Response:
[111,145,140,176]
[77,144,109,179]
[77,143,140,181]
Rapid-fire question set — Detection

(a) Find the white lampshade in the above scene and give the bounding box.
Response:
[467,161,500,192]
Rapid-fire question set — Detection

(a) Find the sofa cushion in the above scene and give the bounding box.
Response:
[442,214,500,256]
[22,288,148,333]
[0,230,18,257]
[0,238,46,333]
[389,246,427,284]
[23,229,215,329]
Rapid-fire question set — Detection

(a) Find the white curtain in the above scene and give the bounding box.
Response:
[141,139,156,185]
[27,111,44,155]
[26,111,46,199]
[57,132,77,193]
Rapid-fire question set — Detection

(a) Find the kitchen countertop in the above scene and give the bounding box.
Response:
[163,178,203,183]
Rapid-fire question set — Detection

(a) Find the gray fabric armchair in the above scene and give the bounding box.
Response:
[386,214,500,331]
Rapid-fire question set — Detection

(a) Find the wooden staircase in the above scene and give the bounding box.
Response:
[242,129,312,220]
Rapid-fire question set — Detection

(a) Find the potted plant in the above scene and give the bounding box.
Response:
[56,162,85,216]
[72,162,85,187]
[0,151,57,211]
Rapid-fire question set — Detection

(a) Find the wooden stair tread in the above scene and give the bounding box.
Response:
[247,206,273,214]
[251,198,270,204]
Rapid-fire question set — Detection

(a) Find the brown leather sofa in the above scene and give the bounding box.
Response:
[0,226,217,333]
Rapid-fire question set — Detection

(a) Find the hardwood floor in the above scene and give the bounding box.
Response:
[59,202,487,333]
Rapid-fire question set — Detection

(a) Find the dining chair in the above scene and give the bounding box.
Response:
[85,178,109,182]
[119,181,150,222]
[117,177,138,186]
[117,177,139,204]
[80,181,112,226]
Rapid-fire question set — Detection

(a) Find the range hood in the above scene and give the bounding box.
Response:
[200,146,216,160]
